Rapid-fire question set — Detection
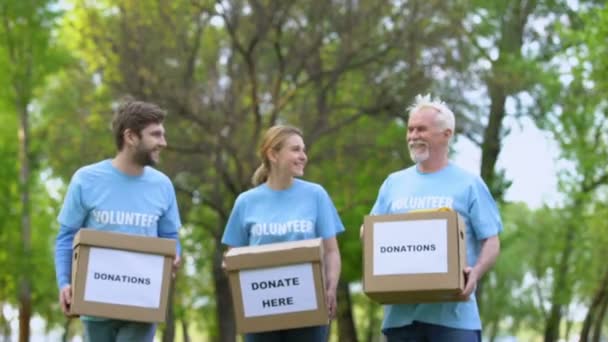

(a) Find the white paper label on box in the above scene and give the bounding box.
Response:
[373,219,448,275]
[239,263,318,317]
[84,247,164,308]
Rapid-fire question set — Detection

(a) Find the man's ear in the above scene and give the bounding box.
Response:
[444,128,453,140]
[123,128,138,147]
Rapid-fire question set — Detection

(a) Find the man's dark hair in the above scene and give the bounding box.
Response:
[111,100,167,150]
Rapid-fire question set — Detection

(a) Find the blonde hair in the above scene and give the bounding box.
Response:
[407,94,455,132]
[251,125,303,186]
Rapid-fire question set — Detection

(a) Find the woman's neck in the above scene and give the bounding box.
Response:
[266,172,294,190]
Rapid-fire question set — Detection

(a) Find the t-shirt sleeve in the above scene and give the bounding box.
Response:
[157,181,182,254]
[55,224,79,289]
[370,176,390,215]
[315,186,345,239]
[57,171,87,229]
[222,196,248,247]
[55,171,86,290]
[468,177,503,240]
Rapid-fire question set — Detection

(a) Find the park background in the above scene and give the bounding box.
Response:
[1,0,608,341]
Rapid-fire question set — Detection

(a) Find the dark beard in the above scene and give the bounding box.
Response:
[133,147,155,166]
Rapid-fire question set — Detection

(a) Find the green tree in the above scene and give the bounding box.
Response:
[0,97,20,340]
[531,3,608,341]
[480,203,566,341]
[452,0,606,319]
[0,0,67,340]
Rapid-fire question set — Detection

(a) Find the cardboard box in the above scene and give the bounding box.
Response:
[224,238,328,333]
[70,229,176,322]
[363,211,467,304]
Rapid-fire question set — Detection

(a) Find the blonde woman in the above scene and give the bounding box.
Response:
[222,125,343,342]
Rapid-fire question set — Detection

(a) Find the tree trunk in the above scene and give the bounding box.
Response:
[580,308,595,342]
[18,99,31,342]
[477,0,539,312]
[544,225,576,342]
[336,281,358,342]
[365,299,379,342]
[162,281,176,342]
[480,86,507,196]
[213,235,236,342]
[476,83,507,312]
[591,293,608,342]
[487,319,499,342]
[564,311,573,342]
[61,318,72,342]
[580,265,608,341]
[181,318,191,342]
[0,308,11,342]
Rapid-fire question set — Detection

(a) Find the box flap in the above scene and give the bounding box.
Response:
[73,229,176,256]
[365,210,457,224]
[225,238,323,271]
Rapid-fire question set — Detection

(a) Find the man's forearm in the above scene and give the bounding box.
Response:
[473,235,500,278]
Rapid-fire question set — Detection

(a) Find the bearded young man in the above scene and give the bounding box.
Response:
[54,100,182,342]
[369,94,502,342]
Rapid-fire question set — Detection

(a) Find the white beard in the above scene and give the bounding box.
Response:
[409,149,429,163]
[408,141,430,163]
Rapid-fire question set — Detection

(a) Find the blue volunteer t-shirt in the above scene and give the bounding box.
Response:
[222,179,344,247]
[371,163,502,331]
[54,159,182,290]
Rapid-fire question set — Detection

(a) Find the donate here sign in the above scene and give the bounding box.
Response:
[84,247,164,308]
[239,263,317,317]
[373,219,448,276]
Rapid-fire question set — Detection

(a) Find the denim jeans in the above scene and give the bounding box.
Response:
[82,319,156,342]
[383,321,481,342]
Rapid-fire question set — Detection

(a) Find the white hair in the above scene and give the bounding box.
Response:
[407,94,455,132]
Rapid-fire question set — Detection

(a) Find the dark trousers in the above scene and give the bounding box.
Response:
[244,325,329,342]
[384,321,481,342]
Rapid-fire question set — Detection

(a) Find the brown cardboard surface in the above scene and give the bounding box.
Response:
[73,229,176,256]
[69,229,176,322]
[365,290,467,304]
[224,238,323,270]
[363,211,468,304]
[225,238,329,333]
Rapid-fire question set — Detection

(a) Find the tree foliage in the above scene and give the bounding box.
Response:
[1,0,608,341]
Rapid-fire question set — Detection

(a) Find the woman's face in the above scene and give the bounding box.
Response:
[270,134,308,178]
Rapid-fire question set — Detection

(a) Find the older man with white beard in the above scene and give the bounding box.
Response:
[368,94,502,342]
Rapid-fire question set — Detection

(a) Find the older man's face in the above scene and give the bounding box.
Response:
[407,107,450,163]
